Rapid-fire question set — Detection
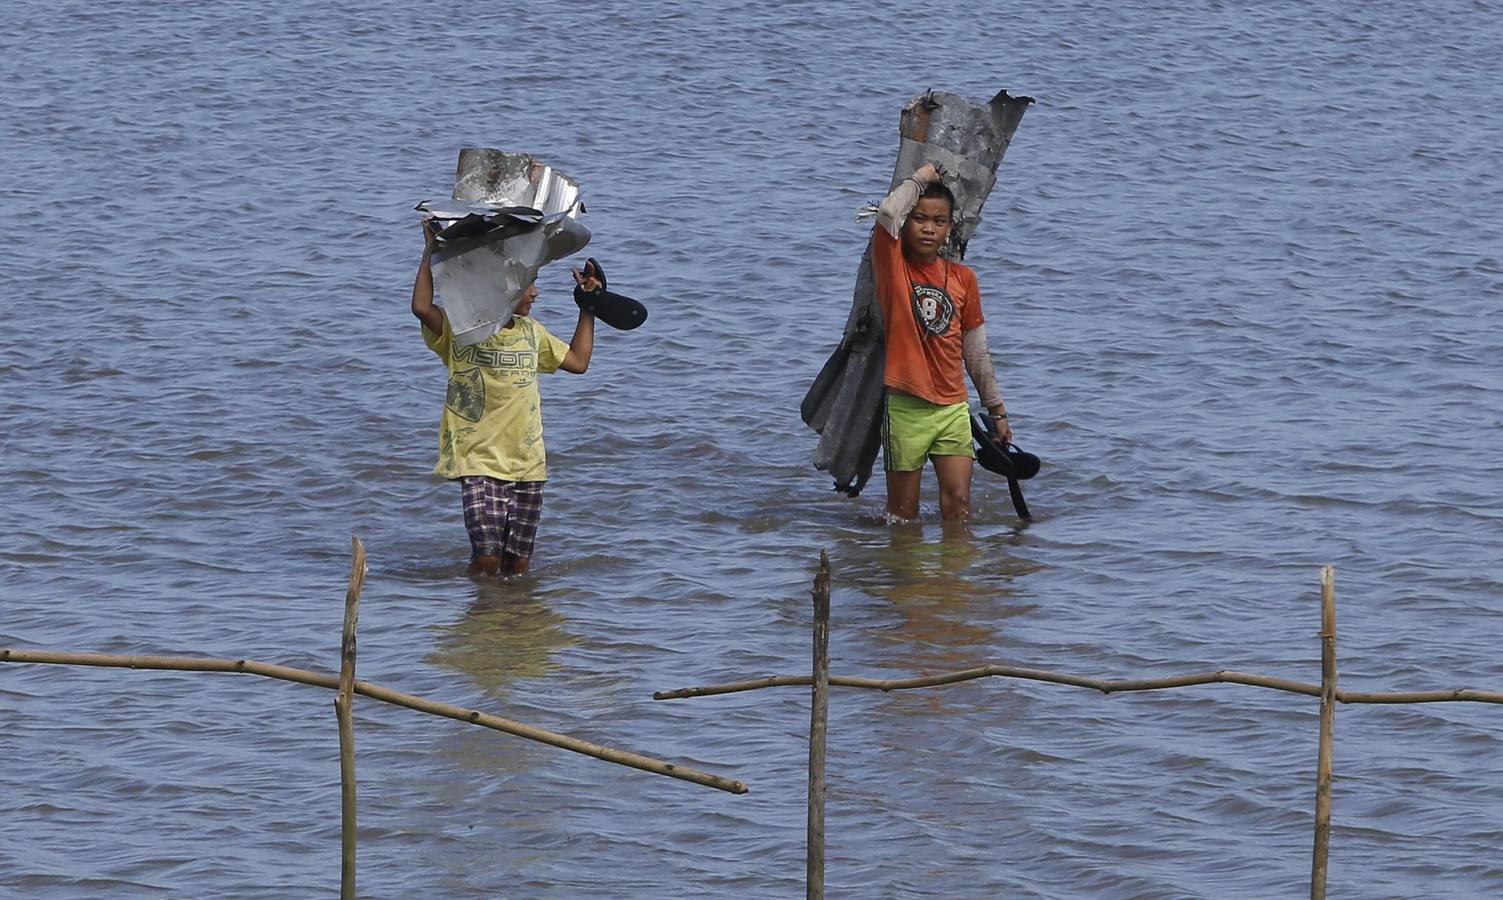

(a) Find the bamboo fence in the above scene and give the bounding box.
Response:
[1,536,747,895]
[8,543,1499,896]
[654,558,1503,900]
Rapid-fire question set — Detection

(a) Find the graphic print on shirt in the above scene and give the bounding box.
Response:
[452,320,542,389]
[911,283,955,337]
[453,344,538,372]
[446,368,486,422]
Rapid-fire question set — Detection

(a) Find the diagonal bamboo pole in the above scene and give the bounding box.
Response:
[653,666,1503,706]
[336,537,367,900]
[808,552,831,900]
[1,648,747,794]
[1311,566,1337,899]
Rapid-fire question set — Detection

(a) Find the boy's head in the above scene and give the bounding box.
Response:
[921,180,956,214]
[513,280,539,317]
[901,182,956,260]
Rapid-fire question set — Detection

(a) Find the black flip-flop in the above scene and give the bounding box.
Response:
[970,411,1040,520]
[573,257,648,331]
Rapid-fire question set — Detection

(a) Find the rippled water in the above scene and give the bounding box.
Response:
[4,1,1503,896]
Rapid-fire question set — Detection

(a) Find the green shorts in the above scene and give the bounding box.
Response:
[882,392,975,472]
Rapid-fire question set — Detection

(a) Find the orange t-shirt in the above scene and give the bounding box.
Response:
[871,225,983,405]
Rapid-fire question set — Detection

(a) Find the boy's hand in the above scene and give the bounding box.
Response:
[571,265,603,294]
[991,415,1013,445]
[421,217,441,249]
[914,162,943,184]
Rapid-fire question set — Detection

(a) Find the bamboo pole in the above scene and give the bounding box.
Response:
[1311,566,1337,899]
[808,552,831,900]
[654,665,1503,706]
[0,648,747,794]
[336,537,367,900]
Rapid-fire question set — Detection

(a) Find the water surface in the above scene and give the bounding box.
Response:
[4,1,1503,896]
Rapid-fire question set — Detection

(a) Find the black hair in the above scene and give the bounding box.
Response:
[920,181,956,215]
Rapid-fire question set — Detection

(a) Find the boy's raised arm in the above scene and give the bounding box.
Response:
[558,311,595,374]
[558,266,599,374]
[876,162,941,238]
[411,219,445,335]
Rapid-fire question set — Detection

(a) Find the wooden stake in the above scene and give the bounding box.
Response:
[1311,566,1337,899]
[336,537,367,900]
[808,551,831,900]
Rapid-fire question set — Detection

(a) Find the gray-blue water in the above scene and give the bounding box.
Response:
[4,1,1503,896]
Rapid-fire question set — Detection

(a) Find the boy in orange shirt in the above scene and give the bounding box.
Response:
[873,163,1011,521]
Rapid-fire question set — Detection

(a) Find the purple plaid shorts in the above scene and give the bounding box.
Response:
[460,476,545,560]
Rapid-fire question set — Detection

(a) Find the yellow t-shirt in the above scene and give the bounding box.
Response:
[423,313,570,481]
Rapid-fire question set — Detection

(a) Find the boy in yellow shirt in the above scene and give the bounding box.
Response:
[411,221,598,576]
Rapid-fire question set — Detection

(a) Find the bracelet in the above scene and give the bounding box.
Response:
[991,411,1008,418]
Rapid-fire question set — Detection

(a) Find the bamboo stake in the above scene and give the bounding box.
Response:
[0,648,747,795]
[336,537,367,900]
[808,552,831,900]
[1311,566,1337,899]
[654,666,1503,705]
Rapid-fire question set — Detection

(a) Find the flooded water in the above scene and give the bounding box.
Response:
[4,0,1503,896]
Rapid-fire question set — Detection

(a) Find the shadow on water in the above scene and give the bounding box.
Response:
[424,577,578,700]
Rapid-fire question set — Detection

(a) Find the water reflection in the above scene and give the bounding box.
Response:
[425,578,578,700]
[411,579,583,801]
[866,523,1042,672]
